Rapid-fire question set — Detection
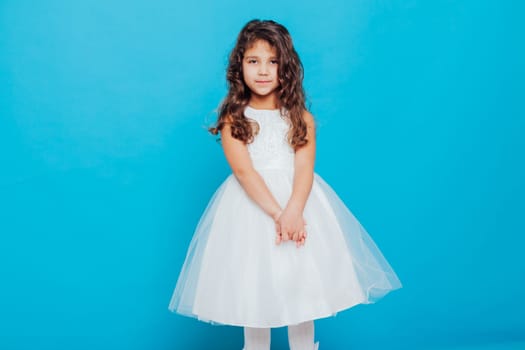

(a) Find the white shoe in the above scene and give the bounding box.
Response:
[314,342,319,350]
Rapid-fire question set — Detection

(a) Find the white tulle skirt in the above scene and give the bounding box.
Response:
[168,169,402,328]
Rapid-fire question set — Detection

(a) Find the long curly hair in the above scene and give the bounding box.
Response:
[209,19,308,149]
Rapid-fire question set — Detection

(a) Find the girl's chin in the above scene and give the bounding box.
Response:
[250,90,278,98]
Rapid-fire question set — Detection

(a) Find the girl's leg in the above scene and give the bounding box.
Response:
[243,327,271,350]
[288,320,318,350]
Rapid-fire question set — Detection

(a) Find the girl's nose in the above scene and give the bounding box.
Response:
[258,64,269,75]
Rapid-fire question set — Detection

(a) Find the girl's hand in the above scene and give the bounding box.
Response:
[275,207,307,247]
[273,210,283,244]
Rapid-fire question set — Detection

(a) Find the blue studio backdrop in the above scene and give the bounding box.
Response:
[1,1,524,349]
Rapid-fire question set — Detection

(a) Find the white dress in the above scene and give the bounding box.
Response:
[168,106,402,328]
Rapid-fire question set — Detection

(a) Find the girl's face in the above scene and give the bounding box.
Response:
[242,40,279,107]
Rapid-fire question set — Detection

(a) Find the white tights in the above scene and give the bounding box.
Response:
[243,320,316,350]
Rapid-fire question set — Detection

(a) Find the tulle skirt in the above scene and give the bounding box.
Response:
[168,169,402,328]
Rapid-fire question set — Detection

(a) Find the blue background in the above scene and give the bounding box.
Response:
[1,1,524,349]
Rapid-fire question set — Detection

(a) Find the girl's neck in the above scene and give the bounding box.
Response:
[248,94,278,110]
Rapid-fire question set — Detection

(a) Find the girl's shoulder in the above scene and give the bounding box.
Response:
[301,109,315,126]
[222,114,234,124]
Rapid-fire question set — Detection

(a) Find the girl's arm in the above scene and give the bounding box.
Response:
[221,120,282,221]
[277,110,316,245]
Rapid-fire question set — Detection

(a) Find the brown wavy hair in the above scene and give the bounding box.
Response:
[209,19,308,149]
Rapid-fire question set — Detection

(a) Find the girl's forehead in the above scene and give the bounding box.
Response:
[245,39,277,55]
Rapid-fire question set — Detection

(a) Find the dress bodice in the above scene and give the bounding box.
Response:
[244,106,295,171]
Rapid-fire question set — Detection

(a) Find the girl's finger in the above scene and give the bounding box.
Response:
[276,230,283,244]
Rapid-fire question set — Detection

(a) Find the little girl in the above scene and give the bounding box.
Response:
[169,19,402,350]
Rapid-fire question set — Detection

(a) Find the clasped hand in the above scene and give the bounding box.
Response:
[273,208,307,248]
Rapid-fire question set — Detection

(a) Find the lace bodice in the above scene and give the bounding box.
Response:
[244,106,295,171]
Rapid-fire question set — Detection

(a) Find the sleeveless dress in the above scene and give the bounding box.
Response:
[168,106,402,328]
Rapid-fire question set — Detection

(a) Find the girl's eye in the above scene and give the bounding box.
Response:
[271,60,279,64]
[248,59,257,64]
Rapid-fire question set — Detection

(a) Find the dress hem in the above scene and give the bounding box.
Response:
[168,285,401,328]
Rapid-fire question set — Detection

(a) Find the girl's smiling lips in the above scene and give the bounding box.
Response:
[255,80,273,83]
